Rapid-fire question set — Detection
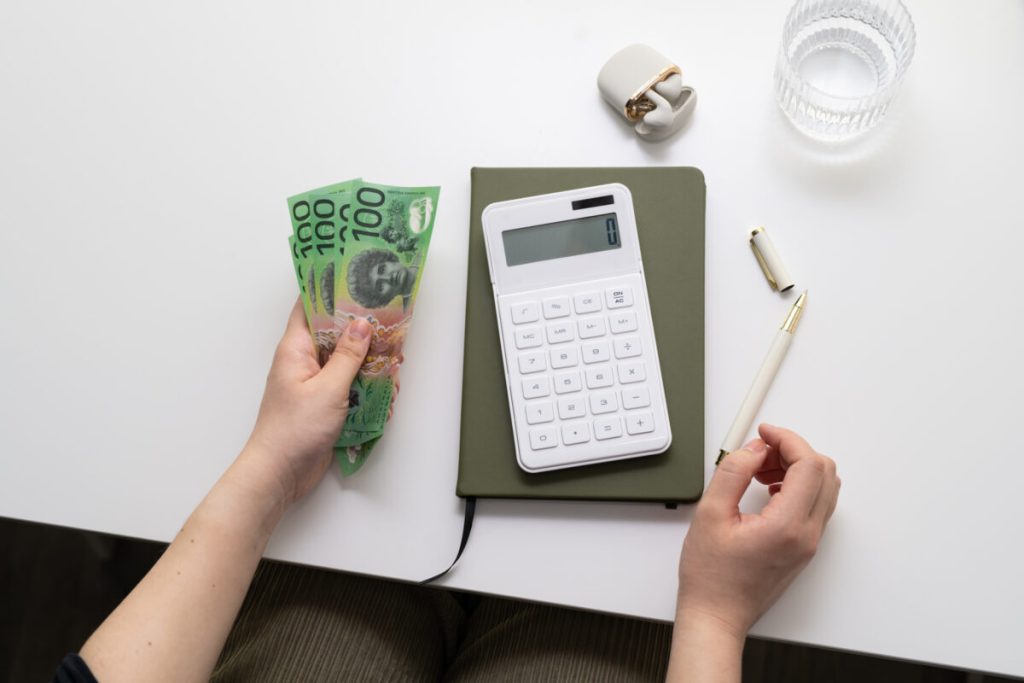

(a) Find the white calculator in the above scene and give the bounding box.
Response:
[482,184,671,473]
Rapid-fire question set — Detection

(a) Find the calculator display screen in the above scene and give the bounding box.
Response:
[502,213,621,266]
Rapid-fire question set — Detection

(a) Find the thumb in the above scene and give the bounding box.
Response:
[317,318,372,395]
[701,439,769,518]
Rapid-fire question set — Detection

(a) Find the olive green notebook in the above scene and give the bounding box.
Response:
[457,167,706,503]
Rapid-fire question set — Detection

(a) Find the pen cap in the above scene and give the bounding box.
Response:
[750,227,795,292]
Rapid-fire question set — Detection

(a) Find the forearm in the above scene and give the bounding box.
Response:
[665,605,745,683]
[81,446,286,683]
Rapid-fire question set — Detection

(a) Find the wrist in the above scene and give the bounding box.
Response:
[674,601,748,648]
[207,446,291,536]
[667,602,746,682]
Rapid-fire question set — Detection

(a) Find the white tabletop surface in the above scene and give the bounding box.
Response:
[2,0,1023,677]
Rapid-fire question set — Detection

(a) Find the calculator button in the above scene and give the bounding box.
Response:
[613,336,642,359]
[589,391,618,415]
[606,286,634,309]
[525,401,554,425]
[585,367,614,389]
[522,376,550,399]
[515,327,543,349]
[511,302,540,324]
[554,371,582,394]
[594,416,623,440]
[530,426,558,450]
[518,351,546,374]
[550,347,579,369]
[573,292,602,314]
[622,387,651,410]
[625,412,655,435]
[582,340,611,364]
[561,423,591,445]
[609,310,638,334]
[577,316,606,339]
[542,297,571,319]
[546,322,575,344]
[617,361,646,384]
[557,397,587,420]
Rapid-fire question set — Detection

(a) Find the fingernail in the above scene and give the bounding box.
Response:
[743,438,767,457]
[347,319,371,341]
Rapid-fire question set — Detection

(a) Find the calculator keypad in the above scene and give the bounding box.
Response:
[617,361,645,384]
[522,376,550,399]
[609,311,637,334]
[518,350,546,374]
[578,316,606,339]
[550,347,578,369]
[542,297,571,319]
[606,286,633,309]
[573,292,601,314]
[515,327,543,349]
[613,336,642,359]
[582,341,611,364]
[584,367,613,389]
[546,322,574,344]
[594,416,623,440]
[530,426,558,449]
[589,391,617,414]
[561,423,590,445]
[512,302,540,324]
[625,412,655,435]
[553,371,582,394]
[503,275,669,470]
[525,401,554,424]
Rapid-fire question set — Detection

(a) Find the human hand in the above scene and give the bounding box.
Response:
[239,300,372,507]
[79,300,372,683]
[677,424,840,639]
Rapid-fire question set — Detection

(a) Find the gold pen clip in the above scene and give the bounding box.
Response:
[749,226,794,293]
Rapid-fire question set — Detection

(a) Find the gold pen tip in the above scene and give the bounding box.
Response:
[781,291,807,333]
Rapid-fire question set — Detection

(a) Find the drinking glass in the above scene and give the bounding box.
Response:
[775,0,916,141]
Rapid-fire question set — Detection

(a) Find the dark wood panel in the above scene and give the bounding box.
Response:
[0,517,164,682]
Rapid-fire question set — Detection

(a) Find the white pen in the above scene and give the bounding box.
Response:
[717,291,807,465]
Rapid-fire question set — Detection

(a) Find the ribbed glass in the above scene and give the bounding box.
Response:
[775,0,916,141]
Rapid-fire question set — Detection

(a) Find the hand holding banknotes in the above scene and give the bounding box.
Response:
[78,300,372,682]
[243,299,374,505]
[288,179,440,474]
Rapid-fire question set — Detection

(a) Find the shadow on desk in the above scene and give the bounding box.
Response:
[0,516,1015,683]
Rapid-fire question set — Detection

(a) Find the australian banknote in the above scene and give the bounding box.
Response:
[288,179,440,474]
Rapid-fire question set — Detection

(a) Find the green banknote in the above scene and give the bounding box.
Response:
[288,178,359,363]
[287,179,440,475]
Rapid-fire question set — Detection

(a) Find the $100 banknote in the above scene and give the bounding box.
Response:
[288,179,440,475]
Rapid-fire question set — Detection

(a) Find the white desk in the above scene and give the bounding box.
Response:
[2,0,1022,677]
